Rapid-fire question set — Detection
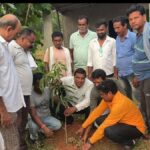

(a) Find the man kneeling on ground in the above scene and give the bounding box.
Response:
[28,73,62,142]
[77,79,146,150]
[80,69,126,143]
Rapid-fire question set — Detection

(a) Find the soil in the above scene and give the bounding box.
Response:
[45,119,122,150]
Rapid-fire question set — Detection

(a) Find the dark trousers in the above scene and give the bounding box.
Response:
[104,123,143,146]
[50,102,90,124]
[17,96,30,150]
[94,114,108,128]
[139,78,150,133]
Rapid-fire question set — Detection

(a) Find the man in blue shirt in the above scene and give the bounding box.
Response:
[127,4,150,133]
[113,16,140,102]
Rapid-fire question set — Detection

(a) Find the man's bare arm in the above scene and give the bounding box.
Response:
[87,66,93,80]
[0,97,12,127]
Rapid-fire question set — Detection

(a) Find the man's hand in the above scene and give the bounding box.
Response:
[0,111,13,127]
[76,127,90,143]
[82,142,92,150]
[76,127,85,137]
[64,106,77,116]
[82,132,89,143]
[132,76,140,88]
[82,126,92,143]
[43,126,54,138]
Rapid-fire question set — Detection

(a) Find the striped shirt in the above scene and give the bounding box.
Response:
[132,33,150,81]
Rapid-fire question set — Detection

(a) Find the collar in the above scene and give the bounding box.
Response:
[117,30,130,40]
[136,22,146,37]
[10,40,22,49]
[77,29,89,36]
[109,91,121,105]
[105,35,112,41]
[125,30,130,38]
[136,32,143,37]
[0,36,9,46]
[96,35,111,43]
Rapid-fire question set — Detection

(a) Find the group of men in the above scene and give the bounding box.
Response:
[0,3,150,150]
[43,3,150,150]
[77,4,150,150]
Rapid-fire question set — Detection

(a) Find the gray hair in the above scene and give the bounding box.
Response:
[16,28,35,39]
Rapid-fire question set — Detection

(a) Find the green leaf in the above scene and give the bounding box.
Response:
[5,3,16,10]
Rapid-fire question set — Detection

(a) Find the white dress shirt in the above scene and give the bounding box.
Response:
[0,36,25,112]
[87,36,116,76]
[61,76,93,111]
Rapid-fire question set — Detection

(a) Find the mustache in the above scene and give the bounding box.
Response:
[97,33,107,39]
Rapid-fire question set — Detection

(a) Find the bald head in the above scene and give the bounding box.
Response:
[0,14,21,42]
[0,14,21,29]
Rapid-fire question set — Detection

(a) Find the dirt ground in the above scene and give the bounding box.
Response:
[44,120,123,150]
[28,116,150,150]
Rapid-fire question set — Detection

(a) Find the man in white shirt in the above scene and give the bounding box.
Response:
[50,68,93,124]
[8,28,36,150]
[87,19,116,80]
[0,14,25,150]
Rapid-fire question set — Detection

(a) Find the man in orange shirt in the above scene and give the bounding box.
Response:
[77,79,146,150]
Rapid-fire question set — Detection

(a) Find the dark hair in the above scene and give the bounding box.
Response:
[97,79,118,94]
[33,72,43,86]
[126,4,146,17]
[0,16,19,29]
[95,19,108,28]
[112,16,128,26]
[74,68,86,78]
[91,69,106,80]
[51,31,63,40]
[78,15,89,24]
[16,28,35,39]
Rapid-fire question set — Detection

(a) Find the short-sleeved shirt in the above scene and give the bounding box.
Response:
[30,87,51,117]
[69,30,97,70]
[8,40,33,95]
[0,36,25,112]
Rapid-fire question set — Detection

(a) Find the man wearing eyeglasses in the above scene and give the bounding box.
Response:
[8,28,36,150]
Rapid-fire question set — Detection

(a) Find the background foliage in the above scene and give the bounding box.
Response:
[0,3,62,73]
[0,3,52,49]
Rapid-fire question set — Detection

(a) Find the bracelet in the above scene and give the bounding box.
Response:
[41,124,46,129]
